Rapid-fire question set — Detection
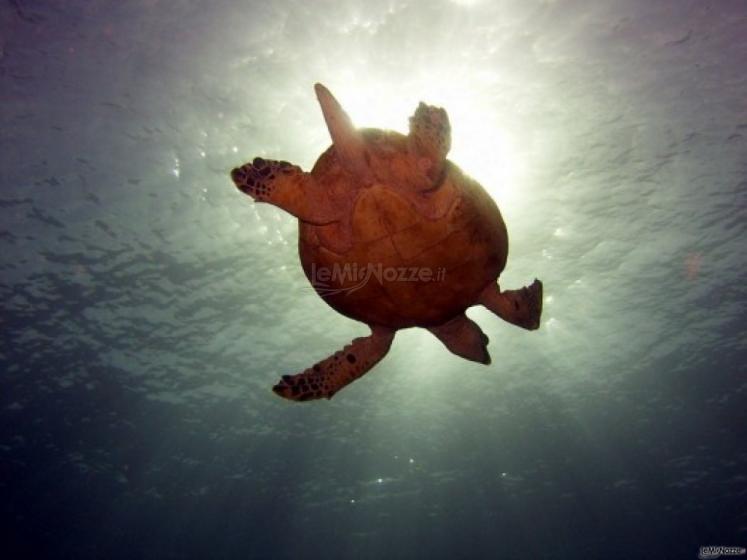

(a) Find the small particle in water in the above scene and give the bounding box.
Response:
[377,478,383,484]
[684,252,703,281]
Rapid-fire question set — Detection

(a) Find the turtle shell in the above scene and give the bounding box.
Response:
[299,130,508,329]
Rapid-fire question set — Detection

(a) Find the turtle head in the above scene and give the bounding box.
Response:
[407,101,451,182]
[315,83,375,185]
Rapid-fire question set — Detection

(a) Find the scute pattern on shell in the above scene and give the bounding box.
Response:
[299,132,508,329]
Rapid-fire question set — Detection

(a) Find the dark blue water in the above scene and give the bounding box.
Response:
[2,1,746,558]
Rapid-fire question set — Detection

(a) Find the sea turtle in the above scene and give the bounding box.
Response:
[230,83,542,402]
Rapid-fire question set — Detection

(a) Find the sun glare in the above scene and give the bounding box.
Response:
[327,71,522,208]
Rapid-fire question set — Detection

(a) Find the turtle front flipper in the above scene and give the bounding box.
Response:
[407,101,451,183]
[479,279,543,331]
[273,325,395,401]
[428,314,491,364]
[315,83,375,185]
[230,158,344,225]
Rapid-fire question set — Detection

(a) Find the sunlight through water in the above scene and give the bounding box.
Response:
[2,0,746,558]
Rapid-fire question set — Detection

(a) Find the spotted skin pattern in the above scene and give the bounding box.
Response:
[272,328,395,401]
[230,157,298,202]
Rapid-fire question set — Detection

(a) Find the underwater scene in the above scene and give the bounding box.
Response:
[1,0,745,558]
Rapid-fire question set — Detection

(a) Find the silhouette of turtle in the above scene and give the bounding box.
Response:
[230,83,542,402]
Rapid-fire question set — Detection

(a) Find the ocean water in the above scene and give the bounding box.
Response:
[1,0,745,558]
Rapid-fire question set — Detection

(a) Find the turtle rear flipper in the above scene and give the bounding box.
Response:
[272,326,395,401]
[479,280,543,331]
